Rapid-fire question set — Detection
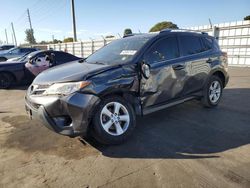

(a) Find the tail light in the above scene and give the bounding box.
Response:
[222,52,228,70]
[222,52,228,59]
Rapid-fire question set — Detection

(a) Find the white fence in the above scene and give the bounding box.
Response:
[48,20,250,66]
[189,20,250,66]
[48,38,116,58]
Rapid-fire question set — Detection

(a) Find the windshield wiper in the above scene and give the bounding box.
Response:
[79,59,105,65]
[78,58,86,63]
[92,61,105,65]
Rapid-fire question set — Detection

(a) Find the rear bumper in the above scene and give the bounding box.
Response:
[25,92,100,137]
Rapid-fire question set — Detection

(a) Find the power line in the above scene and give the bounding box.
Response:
[32,0,67,24]
[28,0,51,16]
[14,10,27,25]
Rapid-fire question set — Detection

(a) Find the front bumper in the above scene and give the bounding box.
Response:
[25,92,100,137]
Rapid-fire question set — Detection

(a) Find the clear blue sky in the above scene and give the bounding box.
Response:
[0,0,249,44]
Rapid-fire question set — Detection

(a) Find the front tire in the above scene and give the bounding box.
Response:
[0,57,7,62]
[0,72,14,89]
[202,75,223,107]
[92,96,136,145]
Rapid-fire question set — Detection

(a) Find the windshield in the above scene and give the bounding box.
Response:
[6,47,16,53]
[85,35,153,65]
[19,51,41,61]
[16,53,30,61]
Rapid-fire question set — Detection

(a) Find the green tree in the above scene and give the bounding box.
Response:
[63,37,74,43]
[149,21,178,32]
[25,29,36,44]
[244,15,250,20]
[40,41,49,44]
[52,39,62,43]
[123,28,132,36]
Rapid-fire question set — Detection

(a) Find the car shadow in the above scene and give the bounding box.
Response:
[4,83,29,90]
[86,88,250,159]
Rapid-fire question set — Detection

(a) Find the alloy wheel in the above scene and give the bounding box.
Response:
[100,102,130,136]
[209,80,221,103]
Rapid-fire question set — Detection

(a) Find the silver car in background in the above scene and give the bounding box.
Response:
[0,47,38,62]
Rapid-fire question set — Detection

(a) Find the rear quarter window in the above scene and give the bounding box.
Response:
[202,37,213,51]
[179,35,203,56]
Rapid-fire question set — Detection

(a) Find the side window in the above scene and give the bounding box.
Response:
[179,35,203,56]
[202,37,213,51]
[144,37,179,64]
[55,52,71,64]
[20,48,28,53]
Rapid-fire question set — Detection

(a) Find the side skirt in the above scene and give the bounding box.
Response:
[142,96,197,115]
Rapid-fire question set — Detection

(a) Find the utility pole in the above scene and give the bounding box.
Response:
[5,29,8,44]
[11,34,14,44]
[71,0,77,42]
[27,9,33,31]
[11,22,17,46]
[209,18,213,29]
[27,8,35,42]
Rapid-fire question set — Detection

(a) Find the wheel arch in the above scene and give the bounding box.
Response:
[87,90,141,131]
[0,71,17,82]
[211,70,226,88]
[207,69,227,88]
[0,56,8,61]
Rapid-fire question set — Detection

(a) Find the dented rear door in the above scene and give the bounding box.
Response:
[140,36,188,108]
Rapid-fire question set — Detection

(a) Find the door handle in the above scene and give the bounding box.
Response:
[172,64,185,70]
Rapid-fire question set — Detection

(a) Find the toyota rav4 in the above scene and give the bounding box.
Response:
[25,29,229,145]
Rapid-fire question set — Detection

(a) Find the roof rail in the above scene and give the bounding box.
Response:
[123,32,158,38]
[160,28,208,35]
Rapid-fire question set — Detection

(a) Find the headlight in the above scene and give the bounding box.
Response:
[44,81,91,95]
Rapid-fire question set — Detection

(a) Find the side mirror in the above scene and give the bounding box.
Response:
[141,62,150,79]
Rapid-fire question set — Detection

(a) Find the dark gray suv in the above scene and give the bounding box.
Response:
[25,29,229,145]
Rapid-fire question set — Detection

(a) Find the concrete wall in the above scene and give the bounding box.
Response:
[48,20,250,66]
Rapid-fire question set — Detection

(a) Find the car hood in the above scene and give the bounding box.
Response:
[0,50,8,54]
[0,52,8,56]
[33,61,115,84]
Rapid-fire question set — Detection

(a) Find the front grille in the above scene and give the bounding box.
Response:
[33,90,45,95]
[29,84,50,95]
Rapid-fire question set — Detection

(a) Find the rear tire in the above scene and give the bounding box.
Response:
[0,72,14,89]
[92,96,136,145]
[201,75,223,107]
[0,57,7,62]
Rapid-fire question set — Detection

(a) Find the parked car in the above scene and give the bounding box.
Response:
[25,29,229,145]
[0,50,81,89]
[0,47,38,62]
[0,45,15,52]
